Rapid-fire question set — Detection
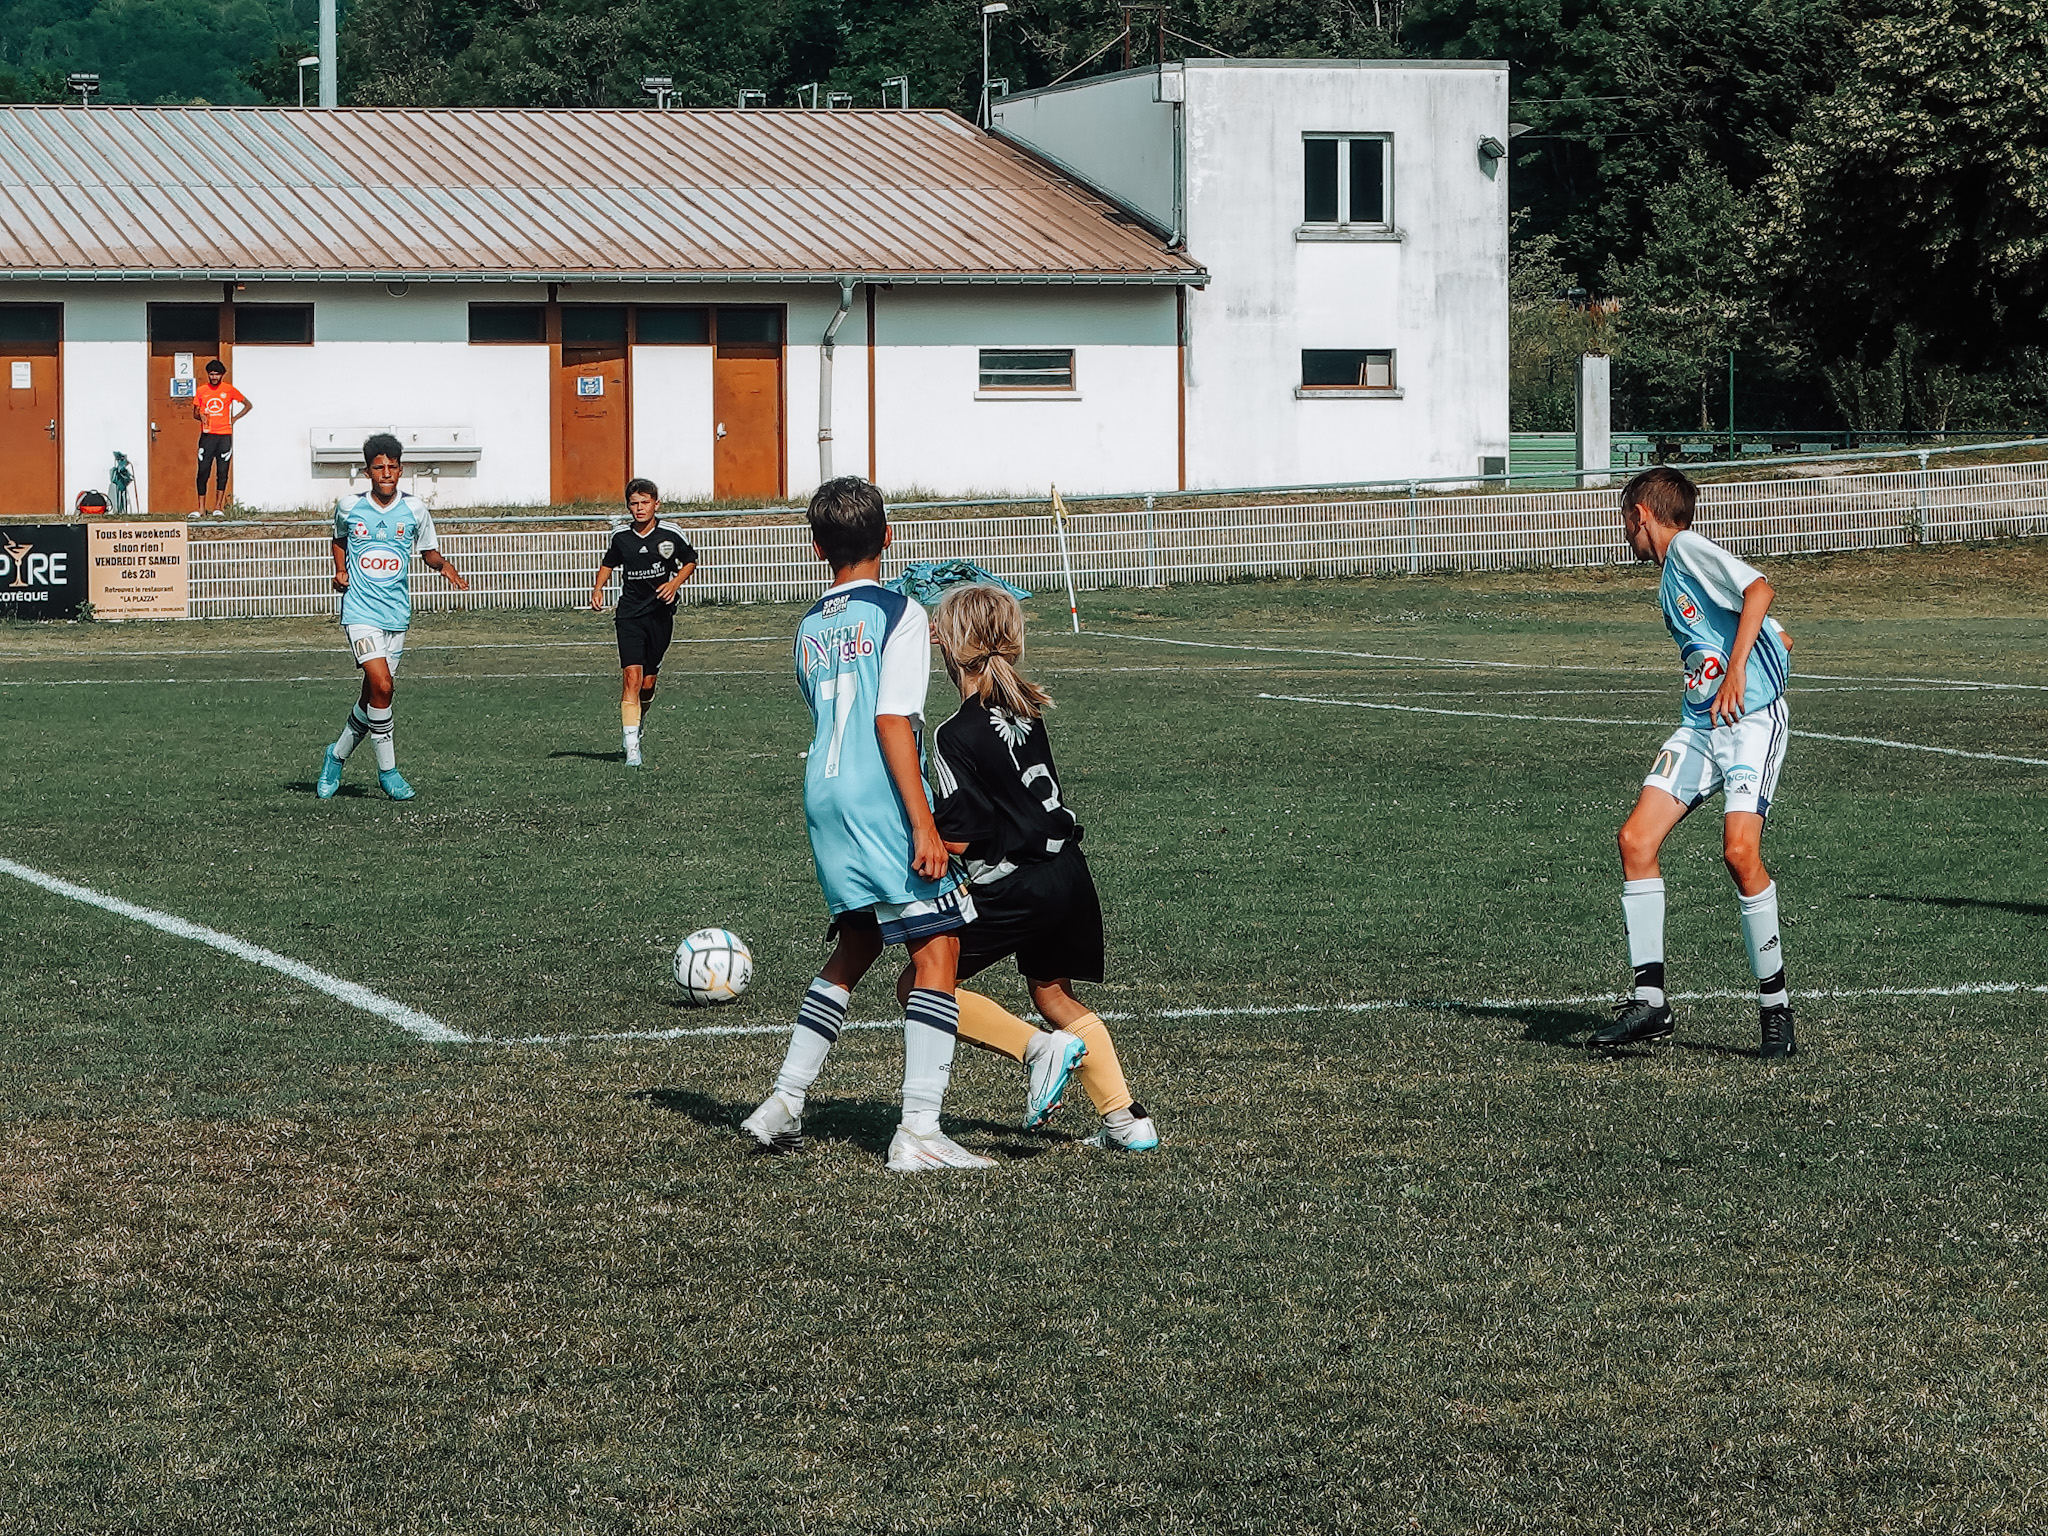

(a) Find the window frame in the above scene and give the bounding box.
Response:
[1299,133,1395,239]
[1295,348,1402,399]
[229,303,314,346]
[975,346,1079,396]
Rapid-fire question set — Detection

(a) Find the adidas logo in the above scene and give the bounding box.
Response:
[1761,935,1779,952]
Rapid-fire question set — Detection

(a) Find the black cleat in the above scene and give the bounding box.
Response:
[1758,1004,1798,1061]
[1589,997,1675,1050]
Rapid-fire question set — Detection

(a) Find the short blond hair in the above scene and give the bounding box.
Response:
[932,584,1052,719]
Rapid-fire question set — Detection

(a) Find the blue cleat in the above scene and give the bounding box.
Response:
[1023,1029,1087,1128]
[1083,1104,1161,1152]
[377,767,416,801]
[315,746,345,799]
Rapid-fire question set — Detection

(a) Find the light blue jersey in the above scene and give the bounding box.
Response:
[1660,530,1789,726]
[334,491,437,632]
[794,579,959,915]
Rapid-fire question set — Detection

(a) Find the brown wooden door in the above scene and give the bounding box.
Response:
[0,305,61,515]
[146,304,225,518]
[554,305,629,505]
[713,307,784,501]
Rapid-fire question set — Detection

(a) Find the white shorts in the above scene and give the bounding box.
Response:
[343,624,406,671]
[1645,697,1789,817]
[828,888,979,947]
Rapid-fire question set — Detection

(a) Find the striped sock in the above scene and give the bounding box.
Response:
[366,705,395,772]
[332,705,371,761]
[1740,882,1789,1009]
[901,987,959,1134]
[772,978,850,1109]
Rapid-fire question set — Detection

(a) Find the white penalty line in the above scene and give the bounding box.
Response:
[485,981,2048,1046]
[0,855,465,1044]
[1257,693,2048,767]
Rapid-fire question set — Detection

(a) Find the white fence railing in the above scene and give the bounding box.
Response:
[186,460,2048,620]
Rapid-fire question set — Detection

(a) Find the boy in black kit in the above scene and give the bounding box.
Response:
[589,478,698,766]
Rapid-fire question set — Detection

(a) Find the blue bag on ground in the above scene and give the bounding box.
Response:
[886,559,1032,607]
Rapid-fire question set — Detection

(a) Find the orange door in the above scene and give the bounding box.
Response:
[0,305,61,515]
[555,305,629,505]
[146,304,224,518]
[713,307,784,501]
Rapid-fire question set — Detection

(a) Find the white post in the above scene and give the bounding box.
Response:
[318,0,336,107]
[1050,485,1081,633]
[1576,353,1611,489]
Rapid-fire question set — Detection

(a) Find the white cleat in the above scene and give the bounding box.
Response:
[1083,1104,1161,1153]
[740,1092,802,1154]
[886,1125,996,1171]
[1023,1029,1087,1128]
[624,741,643,767]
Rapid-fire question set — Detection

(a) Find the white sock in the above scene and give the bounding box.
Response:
[772,978,850,1109]
[332,705,370,761]
[1739,882,1788,1008]
[624,726,641,749]
[1621,878,1667,1006]
[901,987,959,1128]
[367,705,395,772]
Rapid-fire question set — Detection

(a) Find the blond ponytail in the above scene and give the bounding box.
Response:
[932,584,1052,719]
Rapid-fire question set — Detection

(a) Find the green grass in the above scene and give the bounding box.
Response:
[4,542,2048,1532]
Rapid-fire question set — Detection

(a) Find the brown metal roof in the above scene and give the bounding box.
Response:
[0,105,1202,284]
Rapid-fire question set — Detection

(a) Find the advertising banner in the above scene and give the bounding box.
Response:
[0,524,88,619]
[88,523,190,619]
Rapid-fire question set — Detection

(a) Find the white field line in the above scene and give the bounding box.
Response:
[0,669,786,687]
[1258,692,2048,767]
[1088,628,2048,693]
[484,981,2048,1046]
[0,855,466,1044]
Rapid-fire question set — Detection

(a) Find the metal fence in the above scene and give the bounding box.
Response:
[186,458,2048,620]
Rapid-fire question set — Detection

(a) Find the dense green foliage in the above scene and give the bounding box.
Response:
[4,0,2045,430]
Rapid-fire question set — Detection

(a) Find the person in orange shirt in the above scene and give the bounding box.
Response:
[191,359,253,516]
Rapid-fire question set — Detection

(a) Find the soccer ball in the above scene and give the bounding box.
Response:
[674,928,753,1005]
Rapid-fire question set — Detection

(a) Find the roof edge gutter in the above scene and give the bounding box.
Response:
[0,268,1204,286]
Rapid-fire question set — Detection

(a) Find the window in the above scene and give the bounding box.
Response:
[716,307,783,346]
[635,306,709,344]
[1302,135,1390,227]
[232,304,313,345]
[979,348,1076,391]
[469,304,545,343]
[148,304,220,344]
[1301,349,1396,390]
[561,305,627,345]
[0,305,60,344]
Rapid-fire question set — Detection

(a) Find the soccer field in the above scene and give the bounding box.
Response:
[5,541,2048,1533]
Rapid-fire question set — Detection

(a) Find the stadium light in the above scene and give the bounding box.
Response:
[641,76,673,110]
[738,88,767,109]
[826,91,852,110]
[296,55,319,109]
[67,72,100,108]
[880,75,909,109]
[980,3,1009,129]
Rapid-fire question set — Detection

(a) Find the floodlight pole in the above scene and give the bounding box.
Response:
[880,75,909,109]
[981,3,1008,128]
[318,0,336,106]
[296,55,319,108]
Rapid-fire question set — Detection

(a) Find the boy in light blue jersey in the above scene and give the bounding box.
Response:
[742,477,992,1172]
[314,433,468,801]
[1594,466,1798,1059]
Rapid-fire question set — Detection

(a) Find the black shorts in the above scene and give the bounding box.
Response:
[615,607,675,672]
[956,845,1105,985]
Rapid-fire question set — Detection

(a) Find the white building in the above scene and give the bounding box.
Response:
[0,66,1505,516]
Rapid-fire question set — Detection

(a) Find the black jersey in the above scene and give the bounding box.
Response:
[931,700,1082,886]
[603,521,699,620]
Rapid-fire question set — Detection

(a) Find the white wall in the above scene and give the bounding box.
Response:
[1179,61,1509,488]
[631,346,714,501]
[993,60,1510,491]
[62,342,148,511]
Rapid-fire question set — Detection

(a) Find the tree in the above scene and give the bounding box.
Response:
[1766,0,2048,368]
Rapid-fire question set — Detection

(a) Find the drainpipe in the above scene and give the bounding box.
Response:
[817,277,856,484]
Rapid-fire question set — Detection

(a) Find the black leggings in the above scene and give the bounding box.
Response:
[196,433,232,496]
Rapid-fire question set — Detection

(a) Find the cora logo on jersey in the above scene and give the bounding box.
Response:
[1683,647,1726,705]
[358,550,406,582]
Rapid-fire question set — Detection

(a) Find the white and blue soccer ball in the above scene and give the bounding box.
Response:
[674,928,753,1006]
